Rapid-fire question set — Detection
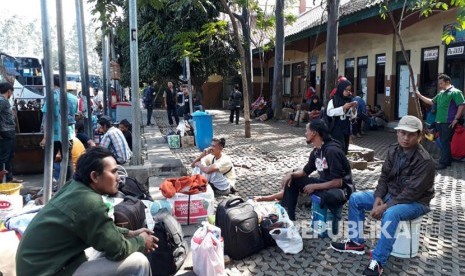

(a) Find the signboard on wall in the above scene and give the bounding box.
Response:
[358,57,368,66]
[345,59,355,68]
[447,46,464,56]
[424,48,439,60]
[377,55,386,64]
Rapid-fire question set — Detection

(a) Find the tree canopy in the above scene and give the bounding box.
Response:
[90,0,239,91]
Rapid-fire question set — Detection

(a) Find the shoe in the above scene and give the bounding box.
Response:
[356,133,362,138]
[362,259,383,276]
[435,164,448,170]
[330,239,365,255]
[9,178,24,183]
[230,186,237,194]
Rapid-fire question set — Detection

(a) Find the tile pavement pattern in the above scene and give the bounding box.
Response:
[154,110,465,275]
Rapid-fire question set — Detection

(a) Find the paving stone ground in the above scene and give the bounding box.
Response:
[155,109,465,276]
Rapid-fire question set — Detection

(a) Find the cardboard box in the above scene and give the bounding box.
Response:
[181,136,195,147]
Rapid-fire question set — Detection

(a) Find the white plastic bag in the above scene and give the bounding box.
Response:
[191,224,225,276]
[270,226,303,254]
[0,230,20,275]
[176,120,186,136]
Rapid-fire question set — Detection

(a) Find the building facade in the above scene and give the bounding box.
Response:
[253,0,464,121]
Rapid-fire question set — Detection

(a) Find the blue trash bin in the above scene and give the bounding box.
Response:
[192,111,213,151]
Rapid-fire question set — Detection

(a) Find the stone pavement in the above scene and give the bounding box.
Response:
[154,109,465,276]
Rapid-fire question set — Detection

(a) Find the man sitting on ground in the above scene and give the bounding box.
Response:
[98,116,132,165]
[330,115,435,276]
[16,147,158,276]
[280,119,354,221]
[191,138,237,195]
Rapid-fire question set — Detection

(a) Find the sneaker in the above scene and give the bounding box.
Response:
[330,239,365,255]
[362,259,383,276]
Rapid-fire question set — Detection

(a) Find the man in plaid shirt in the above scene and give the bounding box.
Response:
[97,116,132,165]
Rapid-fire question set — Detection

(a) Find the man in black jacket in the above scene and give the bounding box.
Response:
[143,80,156,126]
[229,84,242,124]
[330,115,435,276]
[280,119,354,221]
[163,81,179,126]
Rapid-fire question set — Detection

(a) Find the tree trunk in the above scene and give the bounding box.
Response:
[220,0,251,137]
[324,0,339,105]
[241,7,254,105]
[272,0,284,120]
[386,4,422,118]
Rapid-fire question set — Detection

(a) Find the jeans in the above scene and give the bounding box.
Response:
[0,136,15,181]
[348,191,429,265]
[166,106,179,125]
[230,107,240,124]
[436,123,454,166]
[146,105,153,125]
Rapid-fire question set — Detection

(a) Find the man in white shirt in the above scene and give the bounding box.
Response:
[191,138,236,195]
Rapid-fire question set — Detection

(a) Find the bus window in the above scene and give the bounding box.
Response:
[14,56,45,98]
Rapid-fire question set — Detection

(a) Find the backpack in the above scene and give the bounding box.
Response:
[119,176,153,201]
[148,210,188,276]
[215,197,263,260]
[114,196,147,230]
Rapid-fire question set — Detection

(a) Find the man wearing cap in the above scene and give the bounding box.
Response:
[98,116,132,165]
[331,115,435,276]
[280,119,354,222]
[416,73,465,170]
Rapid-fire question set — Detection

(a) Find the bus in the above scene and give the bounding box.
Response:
[13,56,46,99]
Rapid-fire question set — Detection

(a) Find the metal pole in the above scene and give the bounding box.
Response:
[75,0,93,137]
[105,35,111,117]
[40,0,55,203]
[56,0,69,189]
[102,33,108,115]
[186,57,193,114]
[129,0,141,165]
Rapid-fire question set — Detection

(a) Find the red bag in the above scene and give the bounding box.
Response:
[451,124,465,159]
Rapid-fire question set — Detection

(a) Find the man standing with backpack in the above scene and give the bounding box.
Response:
[229,84,242,124]
[143,80,156,126]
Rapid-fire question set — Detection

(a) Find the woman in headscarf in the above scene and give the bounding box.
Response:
[326,79,357,154]
[308,95,323,120]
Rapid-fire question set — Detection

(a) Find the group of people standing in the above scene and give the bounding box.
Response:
[144,80,203,127]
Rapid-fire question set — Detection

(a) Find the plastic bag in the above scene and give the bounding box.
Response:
[191,223,225,276]
[177,120,186,136]
[270,226,303,254]
[274,202,294,227]
[0,230,20,275]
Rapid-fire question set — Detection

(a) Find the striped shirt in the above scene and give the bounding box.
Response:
[100,126,132,164]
